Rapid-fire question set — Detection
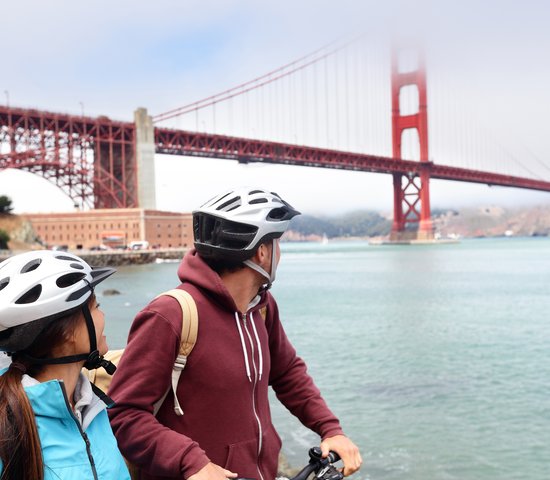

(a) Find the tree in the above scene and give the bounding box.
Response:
[0,230,10,249]
[0,195,13,214]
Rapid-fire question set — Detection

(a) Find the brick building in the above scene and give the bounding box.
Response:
[23,209,193,250]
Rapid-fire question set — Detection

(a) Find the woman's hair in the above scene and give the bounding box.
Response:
[0,296,93,480]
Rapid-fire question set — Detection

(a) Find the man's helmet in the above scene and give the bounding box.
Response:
[0,250,115,353]
[193,187,301,261]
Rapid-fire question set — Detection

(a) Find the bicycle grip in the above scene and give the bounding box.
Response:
[326,451,341,463]
[309,446,341,463]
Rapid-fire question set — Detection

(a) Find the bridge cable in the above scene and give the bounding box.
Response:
[153,39,356,123]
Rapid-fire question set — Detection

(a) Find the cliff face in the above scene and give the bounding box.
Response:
[0,214,41,250]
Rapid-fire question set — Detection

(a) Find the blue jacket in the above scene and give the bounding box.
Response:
[0,371,130,480]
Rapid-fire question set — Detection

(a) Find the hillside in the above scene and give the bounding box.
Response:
[286,204,550,240]
[0,214,41,250]
[432,205,550,238]
[286,211,392,241]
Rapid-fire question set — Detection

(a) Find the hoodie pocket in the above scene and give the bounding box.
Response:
[224,425,283,479]
[224,437,258,477]
[261,424,282,479]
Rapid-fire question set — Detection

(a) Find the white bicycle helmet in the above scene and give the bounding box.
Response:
[0,250,115,354]
[193,187,300,262]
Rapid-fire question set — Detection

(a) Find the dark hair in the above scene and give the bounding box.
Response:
[0,296,93,480]
[200,238,279,276]
[201,255,247,275]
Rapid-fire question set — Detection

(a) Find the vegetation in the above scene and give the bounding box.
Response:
[0,229,10,249]
[290,210,392,238]
[0,195,13,214]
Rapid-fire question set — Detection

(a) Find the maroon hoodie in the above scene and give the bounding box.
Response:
[108,250,344,480]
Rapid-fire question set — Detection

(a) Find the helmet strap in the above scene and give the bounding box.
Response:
[270,238,278,283]
[17,303,116,374]
[81,303,116,373]
[243,239,278,290]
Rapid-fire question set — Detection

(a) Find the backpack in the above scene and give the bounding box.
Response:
[84,288,198,417]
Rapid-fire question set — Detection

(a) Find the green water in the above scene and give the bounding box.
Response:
[98,238,550,480]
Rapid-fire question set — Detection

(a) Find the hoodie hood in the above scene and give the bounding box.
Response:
[177,249,267,314]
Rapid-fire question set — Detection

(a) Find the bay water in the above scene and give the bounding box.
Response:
[98,238,550,480]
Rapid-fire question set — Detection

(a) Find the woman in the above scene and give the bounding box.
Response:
[0,250,130,480]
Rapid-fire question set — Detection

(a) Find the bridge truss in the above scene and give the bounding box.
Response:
[0,106,137,209]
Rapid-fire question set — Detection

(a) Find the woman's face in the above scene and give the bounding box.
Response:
[90,299,108,355]
[73,297,108,356]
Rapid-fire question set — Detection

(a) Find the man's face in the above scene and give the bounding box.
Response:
[274,239,281,267]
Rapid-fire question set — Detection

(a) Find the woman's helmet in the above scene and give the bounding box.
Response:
[193,187,301,261]
[0,250,115,368]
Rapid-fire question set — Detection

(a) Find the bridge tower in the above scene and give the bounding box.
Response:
[390,48,434,241]
[134,108,157,210]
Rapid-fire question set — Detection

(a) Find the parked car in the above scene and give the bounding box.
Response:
[129,241,149,250]
[90,244,109,251]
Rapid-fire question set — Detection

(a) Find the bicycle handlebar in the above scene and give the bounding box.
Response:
[287,447,343,480]
[235,446,342,480]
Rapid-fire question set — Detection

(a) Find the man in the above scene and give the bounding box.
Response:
[108,187,362,480]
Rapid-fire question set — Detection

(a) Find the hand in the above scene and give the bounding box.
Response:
[188,462,238,480]
[320,434,362,477]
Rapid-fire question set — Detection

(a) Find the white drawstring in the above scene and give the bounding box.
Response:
[250,312,263,380]
[234,312,252,382]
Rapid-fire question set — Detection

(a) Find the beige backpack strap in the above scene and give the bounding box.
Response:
[164,289,199,358]
[153,288,198,417]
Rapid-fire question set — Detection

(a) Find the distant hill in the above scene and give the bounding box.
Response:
[286,211,392,241]
[286,204,550,240]
[432,205,550,238]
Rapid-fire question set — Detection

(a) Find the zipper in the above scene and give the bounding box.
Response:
[59,383,99,480]
[242,313,265,480]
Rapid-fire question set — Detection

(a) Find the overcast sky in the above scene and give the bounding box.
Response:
[1,0,550,215]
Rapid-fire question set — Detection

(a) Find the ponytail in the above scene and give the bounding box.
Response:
[0,298,89,479]
[0,362,44,480]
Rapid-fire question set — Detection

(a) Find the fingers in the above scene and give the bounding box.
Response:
[222,468,238,478]
[188,462,238,480]
[342,450,362,477]
[320,435,363,477]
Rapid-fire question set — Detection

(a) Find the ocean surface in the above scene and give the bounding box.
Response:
[98,238,550,480]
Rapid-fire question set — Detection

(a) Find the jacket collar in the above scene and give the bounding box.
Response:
[22,373,107,429]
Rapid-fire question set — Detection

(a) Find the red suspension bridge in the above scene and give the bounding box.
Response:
[1,40,549,241]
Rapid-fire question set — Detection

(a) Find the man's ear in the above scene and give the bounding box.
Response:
[254,242,270,266]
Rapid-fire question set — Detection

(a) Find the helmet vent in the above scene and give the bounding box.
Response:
[249,190,264,195]
[249,198,268,204]
[217,196,241,211]
[55,255,78,262]
[205,191,231,208]
[15,284,42,304]
[0,277,9,291]
[20,259,42,274]
[70,262,85,270]
[56,272,86,288]
[267,207,287,220]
